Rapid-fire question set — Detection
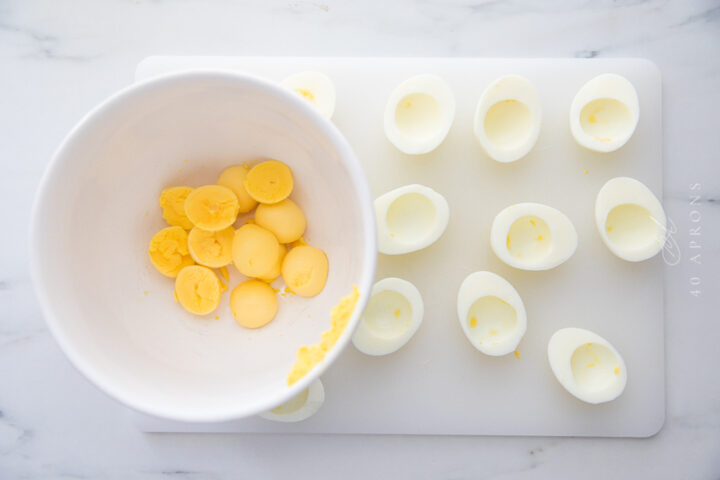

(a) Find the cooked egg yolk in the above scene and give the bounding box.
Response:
[288,286,359,385]
[174,265,222,315]
[184,185,239,231]
[232,224,282,278]
[258,244,287,283]
[230,280,278,329]
[244,160,294,204]
[159,186,194,230]
[187,226,234,268]
[254,198,306,243]
[148,226,195,277]
[217,165,258,213]
[219,265,229,282]
[281,245,329,297]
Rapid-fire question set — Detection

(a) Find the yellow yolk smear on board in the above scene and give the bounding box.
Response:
[148,226,195,277]
[287,286,359,385]
[158,186,194,230]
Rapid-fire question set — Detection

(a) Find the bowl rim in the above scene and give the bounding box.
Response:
[30,69,377,423]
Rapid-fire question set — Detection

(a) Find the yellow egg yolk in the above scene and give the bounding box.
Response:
[281,245,329,297]
[254,198,306,243]
[174,265,222,315]
[287,286,359,385]
[187,226,234,268]
[230,279,279,329]
[184,185,239,231]
[232,224,282,279]
[217,165,258,213]
[148,226,195,277]
[258,244,287,283]
[158,186,194,230]
[244,160,294,204]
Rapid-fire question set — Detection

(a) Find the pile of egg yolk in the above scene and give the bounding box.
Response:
[147,160,329,328]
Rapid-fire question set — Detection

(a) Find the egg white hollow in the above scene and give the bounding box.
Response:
[570,73,639,153]
[281,71,336,119]
[548,328,627,404]
[258,378,325,423]
[595,176,666,262]
[384,74,455,155]
[490,203,577,271]
[457,271,527,356]
[375,184,450,255]
[473,75,542,163]
[352,277,424,356]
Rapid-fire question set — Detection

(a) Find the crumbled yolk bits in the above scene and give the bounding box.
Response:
[159,186,194,230]
[148,160,329,336]
[232,224,283,279]
[174,265,222,315]
[281,245,329,297]
[184,185,239,231]
[255,198,306,243]
[148,226,195,277]
[287,286,359,385]
[244,160,294,204]
[187,226,235,268]
[217,165,258,213]
[231,279,279,329]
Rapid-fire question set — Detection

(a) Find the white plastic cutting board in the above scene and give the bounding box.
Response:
[133,57,664,437]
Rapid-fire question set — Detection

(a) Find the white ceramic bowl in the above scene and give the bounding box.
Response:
[31,71,377,422]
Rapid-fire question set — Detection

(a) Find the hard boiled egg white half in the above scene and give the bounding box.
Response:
[570,73,639,153]
[352,277,424,356]
[259,378,325,422]
[473,75,542,163]
[595,176,666,262]
[457,271,527,356]
[491,203,577,271]
[384,74,455,155]
[375,184,449,255]
[548,328,627,404]
[281,71,336,119]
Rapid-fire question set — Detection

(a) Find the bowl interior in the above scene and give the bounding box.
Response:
[32,73,375,421]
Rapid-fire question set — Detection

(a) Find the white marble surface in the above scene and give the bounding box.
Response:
[1,0,719,478]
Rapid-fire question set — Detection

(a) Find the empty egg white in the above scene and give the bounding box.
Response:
[548,328,627,404]
[384,74,455,155]
[259,378,325,423]
[570,73,639,153]
[595,177,666,262]
[375,184,449,255]
[352,278,424,356]
[281,71,336,119]
[491,203,577,271]
[457,271,527,356]
[473,75,542,163]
